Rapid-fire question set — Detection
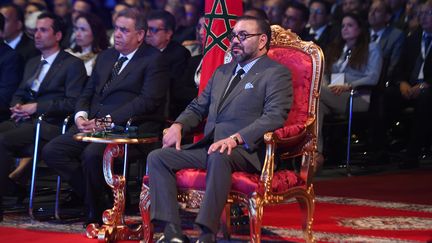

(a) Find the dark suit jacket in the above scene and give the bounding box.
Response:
[75,43,170,133]
[310,25,338,52]
[161,41,191,119]
[11,50,87,139]
[378,26,405,79]
[392,29,432,86]
[15,33,40,64]
[176,55,293,170]
[0,43,23,119]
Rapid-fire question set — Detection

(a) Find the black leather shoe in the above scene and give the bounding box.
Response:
[195,233,216,243]
[156,234,190,243]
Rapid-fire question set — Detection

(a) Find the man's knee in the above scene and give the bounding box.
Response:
[147,148,165,172]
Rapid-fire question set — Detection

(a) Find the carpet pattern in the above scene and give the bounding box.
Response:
[1,196,432,242]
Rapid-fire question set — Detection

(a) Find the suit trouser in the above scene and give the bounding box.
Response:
[147,146,258,233]
[318,86,370,153]
[0,120,37,196]
[42,125,154,214]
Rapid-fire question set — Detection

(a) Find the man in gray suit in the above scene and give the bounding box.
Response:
[368,0,405,81]
[147,16,293,242]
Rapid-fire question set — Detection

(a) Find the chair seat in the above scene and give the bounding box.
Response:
[143,169,304,196]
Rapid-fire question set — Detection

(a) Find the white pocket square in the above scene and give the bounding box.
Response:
[244,82,254,89]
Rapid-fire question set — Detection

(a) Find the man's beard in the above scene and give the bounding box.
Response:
[231,45,252,63]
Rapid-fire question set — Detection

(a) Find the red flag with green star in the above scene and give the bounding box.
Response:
[198,0,243,93]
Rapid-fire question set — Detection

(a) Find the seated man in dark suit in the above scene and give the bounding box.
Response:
[145,10,191,119]
[0,12,87,221]
[0,3,39,64]
[41,8,170,225]
[0,13,23,122]
[378,0,432,169]
[307,0,337,52]
[282,2,314,41]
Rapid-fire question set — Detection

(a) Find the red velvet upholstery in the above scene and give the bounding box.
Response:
[268,47,312,139]
[143,169,304,196]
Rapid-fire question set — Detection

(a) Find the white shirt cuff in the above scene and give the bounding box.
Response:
[74,111,88,123]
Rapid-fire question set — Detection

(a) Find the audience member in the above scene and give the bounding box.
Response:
[282,2,314,41]
[65,0,94,48]
[0,13,23,122]
[182,15,205,56]
[54,0,73,46]
[263,0,288,25]
[165,1,195,43]
[376,0,432,169]
[107,2,132,47]
[0,3,39,64]
[184,2,200,28]
[145,10,191,119]
[368,0,405,81]
[66,13,109,76]
[317,12,383,163]
[307,0,338,50]
[388,0,408,29]
[41,8,169,226]
[0,12,87,221]
[403,0,422,35]
[147,15,292,243]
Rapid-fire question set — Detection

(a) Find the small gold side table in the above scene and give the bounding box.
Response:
[74,132,159,242]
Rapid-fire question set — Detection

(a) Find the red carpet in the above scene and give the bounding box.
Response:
[314,168,432,205]
[1,169,432,242]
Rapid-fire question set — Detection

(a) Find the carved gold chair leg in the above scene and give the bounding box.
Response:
[248,197,264,243]
[297,194,315,243]
[139,184,153,243]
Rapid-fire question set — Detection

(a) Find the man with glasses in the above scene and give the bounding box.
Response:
[147,16,292,242]
[307,0,337,50]
[145,10,190,119]
[282,2,314,41]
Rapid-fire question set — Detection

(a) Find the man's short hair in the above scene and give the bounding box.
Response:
[309,0,332,15]
[1,4,24,27]
[243,7,269,21]
[116,7,148,32]
[288,2,310,22]
[37,11,65,39]
[146,10,176,32]
[236,15,271,50]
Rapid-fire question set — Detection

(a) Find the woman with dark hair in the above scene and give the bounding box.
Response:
[316,12,383,165]
[66,13,109,75]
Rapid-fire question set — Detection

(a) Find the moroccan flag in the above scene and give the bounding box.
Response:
[198,0,243,94]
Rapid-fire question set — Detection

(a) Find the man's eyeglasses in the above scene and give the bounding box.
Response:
[310,8,325,15]
[147,27,167,34]
[227,31,263,42]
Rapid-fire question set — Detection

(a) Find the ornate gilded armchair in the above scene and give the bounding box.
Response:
[139,25,324,243]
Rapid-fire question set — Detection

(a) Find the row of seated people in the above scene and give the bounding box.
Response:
[0,8,198,225]
[311,0,432,170]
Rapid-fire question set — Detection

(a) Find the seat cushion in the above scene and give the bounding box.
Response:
[143,169,305,196]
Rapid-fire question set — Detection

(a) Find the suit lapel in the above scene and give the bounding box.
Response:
[217,56,269,113]
[37,51,65,92]
[96,52,119,95]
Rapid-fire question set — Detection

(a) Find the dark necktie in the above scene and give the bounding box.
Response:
[29,59,48,92]
[218,68,245,111]
[371,33,378,42]
[101,56,128,94]
[424,34,432,50]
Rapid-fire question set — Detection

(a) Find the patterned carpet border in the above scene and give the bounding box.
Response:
[1,196,431,242]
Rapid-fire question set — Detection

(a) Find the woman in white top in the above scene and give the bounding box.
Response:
[66,13,109,76]
[316,12,383,165]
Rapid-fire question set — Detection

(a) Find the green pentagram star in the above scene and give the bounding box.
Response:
[203,0,238,55]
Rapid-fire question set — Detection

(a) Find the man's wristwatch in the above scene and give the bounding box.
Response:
[230,135,240,145]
